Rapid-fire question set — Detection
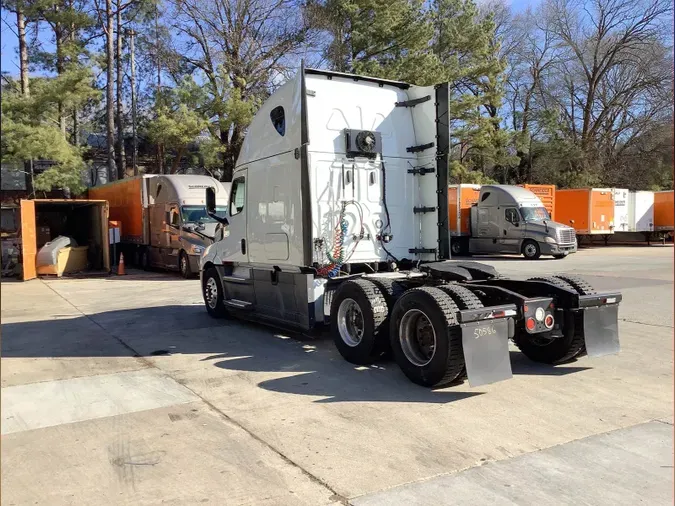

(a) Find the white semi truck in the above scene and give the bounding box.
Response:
[199,66,621,388]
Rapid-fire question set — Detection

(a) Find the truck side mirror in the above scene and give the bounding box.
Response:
[206,187,217,215]
[514,222,519,227]
[205,187,229,227]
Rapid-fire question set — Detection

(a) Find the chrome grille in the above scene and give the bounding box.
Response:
[558,228,576,244]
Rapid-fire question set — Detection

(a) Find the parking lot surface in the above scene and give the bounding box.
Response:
[2,246,673,505]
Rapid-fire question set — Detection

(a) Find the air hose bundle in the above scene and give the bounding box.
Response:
[317,199,367,278]
[317,203,349,278]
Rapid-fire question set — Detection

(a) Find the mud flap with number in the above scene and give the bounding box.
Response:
[461,318,513,387]
[582,304,620,357]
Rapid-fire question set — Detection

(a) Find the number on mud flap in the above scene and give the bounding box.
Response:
[473,325,496,339]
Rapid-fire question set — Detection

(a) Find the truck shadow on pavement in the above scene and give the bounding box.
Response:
[1,304,590,403]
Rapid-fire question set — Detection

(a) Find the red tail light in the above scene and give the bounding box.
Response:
[526,317,536,331]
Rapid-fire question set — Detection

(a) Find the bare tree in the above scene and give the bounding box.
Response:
[16,2,30,97]
[116,0,125,178]
[547,0,673,151]
[168,0,311,180]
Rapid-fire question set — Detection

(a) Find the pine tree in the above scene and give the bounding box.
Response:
[307,0,442,84]
[432,0,510,182]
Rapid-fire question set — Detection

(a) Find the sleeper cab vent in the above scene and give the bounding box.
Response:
[344,129,382,159]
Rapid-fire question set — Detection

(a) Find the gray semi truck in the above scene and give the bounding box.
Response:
[450,185,578,259]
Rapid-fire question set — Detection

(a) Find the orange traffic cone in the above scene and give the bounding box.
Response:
[118,253,126,275]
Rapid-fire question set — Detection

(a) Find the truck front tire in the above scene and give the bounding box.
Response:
[202,267,228,318]
[521,240,541,260]
[179,251,192,278]
[330,279,389,364]
[390,287,464,387]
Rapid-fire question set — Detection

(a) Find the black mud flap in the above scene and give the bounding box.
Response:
[582,304,620,357]
[461,318,513,387]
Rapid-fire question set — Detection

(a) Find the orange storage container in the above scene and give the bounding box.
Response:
[555,188,614,235]
[520,184,555,220]
[88,177,146,244]
[653,190,674,231]
[448,184,481,236]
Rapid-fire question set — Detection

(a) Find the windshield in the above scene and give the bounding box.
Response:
[181,206,227,224]
[520,206,551,222]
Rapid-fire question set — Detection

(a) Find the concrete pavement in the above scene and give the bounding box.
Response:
[1,246,673,505]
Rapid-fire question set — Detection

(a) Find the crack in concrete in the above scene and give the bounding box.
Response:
[620,318,674,329]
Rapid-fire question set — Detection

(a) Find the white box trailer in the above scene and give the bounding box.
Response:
[629,191,655,233]
[613,189,630,232]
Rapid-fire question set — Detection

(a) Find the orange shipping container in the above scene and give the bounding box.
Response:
[653,190,674,231]
[448,184,481,236]
[555,188,615,235]
[88,177,148,244]
[520,184,555,220]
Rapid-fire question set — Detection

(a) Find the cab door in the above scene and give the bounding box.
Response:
[501,207,523,253]
[164,203,181,267]
[220,170,249,264]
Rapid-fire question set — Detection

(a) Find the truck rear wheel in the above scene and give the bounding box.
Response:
[140,248,150,271]
[390,287,464,387]
[438,284,483,310]
[450,237,470,256]
[512,276,585,363]
[553,275,597,358]
[330,279,389,365]
[437,284,484,381]
[367,277,405,355]
[202,267,228,318]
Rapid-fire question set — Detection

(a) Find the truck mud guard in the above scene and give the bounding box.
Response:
[578,294,621,357]
[459,305,517,387]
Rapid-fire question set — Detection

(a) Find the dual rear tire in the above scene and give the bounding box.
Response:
[330,281,467,387]
[512,275,595,363]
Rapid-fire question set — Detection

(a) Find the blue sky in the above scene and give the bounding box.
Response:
[1,0,541,78]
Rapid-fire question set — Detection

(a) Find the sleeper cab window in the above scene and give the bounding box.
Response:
[230,177,246,216]
[481,192,490,202]
[270,106,285,136]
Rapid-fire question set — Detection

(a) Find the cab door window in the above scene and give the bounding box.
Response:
[505,208,520,224]
[169,206,180,227]
[230,177,246,216]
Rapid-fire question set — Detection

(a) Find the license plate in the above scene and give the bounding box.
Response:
[461,319,513,387]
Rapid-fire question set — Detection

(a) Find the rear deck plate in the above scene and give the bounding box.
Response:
[461,318,512,387]
[582,305,620,357]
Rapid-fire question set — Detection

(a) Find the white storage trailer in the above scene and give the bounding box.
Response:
[629,191,655,233]
[199,66,622,389]
[613,189,630,232]
[611,189,655,243]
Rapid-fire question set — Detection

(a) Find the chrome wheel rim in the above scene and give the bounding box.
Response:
[337,298,364,347]
[180,255,187,274]
[524,243,537,257]
[205,277,219,309]
[399,309,436,367]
